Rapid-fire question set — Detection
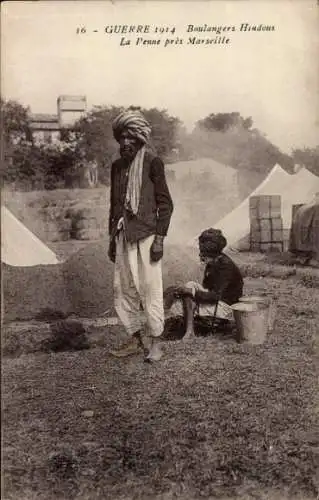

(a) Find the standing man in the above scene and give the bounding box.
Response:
[108,109,174,362]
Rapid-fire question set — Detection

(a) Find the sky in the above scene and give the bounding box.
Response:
[2,0,319,154]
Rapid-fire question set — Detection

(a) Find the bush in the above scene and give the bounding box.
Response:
[42,320,90,352]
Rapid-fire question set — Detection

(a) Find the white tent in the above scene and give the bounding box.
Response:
[166,158,240,245]
[1,206,59,267]
[188,165,319,249]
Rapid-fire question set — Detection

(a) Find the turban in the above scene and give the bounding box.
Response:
[199,228,227,255]
[112,110,151,144]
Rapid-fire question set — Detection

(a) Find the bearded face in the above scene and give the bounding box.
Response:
[199,251,218,264]
[119,130,143,161]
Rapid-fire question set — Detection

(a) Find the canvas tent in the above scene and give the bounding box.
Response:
[167,158,240,245]
[1,206,59,266]
[289,197,319,259]
[188,165,319,250]
[1,206,63,323]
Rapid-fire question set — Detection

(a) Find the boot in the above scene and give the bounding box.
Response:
[144,337,163,363]
[110,331,143,358]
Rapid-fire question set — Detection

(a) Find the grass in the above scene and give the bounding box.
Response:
[2,274,319,500]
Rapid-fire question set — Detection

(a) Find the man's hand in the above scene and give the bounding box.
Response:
[108,239,116,263]
[150,235,164,262]
[174,286,194,299]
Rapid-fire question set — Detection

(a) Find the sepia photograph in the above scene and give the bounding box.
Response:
[1,1,319,499]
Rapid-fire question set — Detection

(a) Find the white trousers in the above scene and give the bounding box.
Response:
[114,231,164,337]
[167,281,234,321]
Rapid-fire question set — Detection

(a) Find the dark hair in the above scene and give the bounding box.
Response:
[199,228,227,255]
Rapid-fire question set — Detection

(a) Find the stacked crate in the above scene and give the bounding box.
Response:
[42,210,72,242]
[249,195,284,252]
[70,207,107,241]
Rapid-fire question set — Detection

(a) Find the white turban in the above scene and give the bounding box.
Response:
[112,110,151,144]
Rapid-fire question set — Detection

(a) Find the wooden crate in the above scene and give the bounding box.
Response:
[74,228,100,241]
[249,195,282,220]
[272,229,283,242]
[260,242,283,253]
[271,217,283,231]
[269,196,282,218]
[250,241,261,252]
[249,215,284,251]
[249,196,270,219]
[74,219,98,230]
[250,230,261,244]
[250,219,261,232]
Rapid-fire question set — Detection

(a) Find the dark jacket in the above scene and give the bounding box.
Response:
[108,151,174,243]
[195,253,243,306]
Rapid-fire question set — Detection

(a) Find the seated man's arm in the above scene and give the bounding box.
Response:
[194,259,234,304]
[194,288,219,304]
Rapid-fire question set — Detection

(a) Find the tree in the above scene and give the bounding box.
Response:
[1,99,78,190]
[190,111,294,175]
[197,112,253,133]
[1,99,32,144]
[2,98,185,189]
[292,146,319,176]
[39,142,78,190]
[72,105,183,184]
[1,99,34,187]
[70,105,122,185]
[140,107,183,161]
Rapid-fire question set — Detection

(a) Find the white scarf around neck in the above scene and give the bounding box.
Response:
[125,146,146,215]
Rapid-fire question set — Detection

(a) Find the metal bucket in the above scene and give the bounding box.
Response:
[231,301,269,345]
[239,295,276,332]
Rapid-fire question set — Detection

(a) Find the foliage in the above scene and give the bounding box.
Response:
[292,146,319,176]
[1,99,32,143]
[141,106,183,161]
[197,111,253,132]
[43,320,90,352]
[1,99,70,189]
[39,142,78,190]
[189,112,294,175]
[1,99,33,188]
[1,99,88,190]
[2,140,77,191]
[72,105,183,183]
[3,99,308,192]
[69,105,123,185]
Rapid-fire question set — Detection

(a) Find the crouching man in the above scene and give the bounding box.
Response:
[164,228,243,340]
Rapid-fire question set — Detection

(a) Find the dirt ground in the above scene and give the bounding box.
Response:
[2,249,319,500]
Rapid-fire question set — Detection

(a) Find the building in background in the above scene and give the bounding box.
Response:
[30,95,87,144]
[29,113,61,144]
[29,95,99,188]
[57,95,87,128]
